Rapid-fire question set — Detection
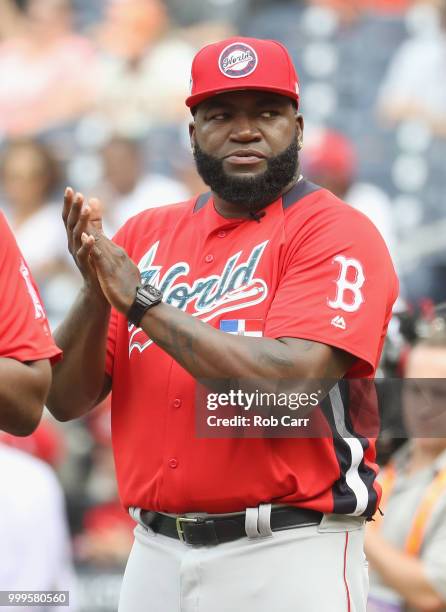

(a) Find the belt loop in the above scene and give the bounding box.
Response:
[258,503,273,537]
[245,507,261,539]
[129,506,151,530]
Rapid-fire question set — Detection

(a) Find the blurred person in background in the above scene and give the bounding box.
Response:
[93,0,194,136]
[74,402,134,570]
[377,0,446,137]
[97,136,189,233]
[171,148,208,201]
[309,0,410,23]
[0,442,77,611]
[0,0,97,137]
[0,140,80,321]
[0,416,65,467]
[366,318,446,611]
[302,127,397,261]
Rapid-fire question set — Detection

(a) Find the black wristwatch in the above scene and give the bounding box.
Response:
[127,282,163,327]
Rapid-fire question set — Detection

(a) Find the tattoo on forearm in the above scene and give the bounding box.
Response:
[297,340,317,352]
[258,351,295,371]
[155,320,199,369]
[258,338,316,373]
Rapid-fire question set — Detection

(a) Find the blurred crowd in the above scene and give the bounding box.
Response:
[1,0,446,610]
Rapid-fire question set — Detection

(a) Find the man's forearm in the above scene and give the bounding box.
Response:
[81,229,352,392]
[140,302,339,382]
[0,358,50,435]
[47,286,111,421]
[366,532,445,611]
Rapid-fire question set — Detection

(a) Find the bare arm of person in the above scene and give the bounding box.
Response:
[46,189,111,422]
[0,358,51,435]
[80,212,355,390]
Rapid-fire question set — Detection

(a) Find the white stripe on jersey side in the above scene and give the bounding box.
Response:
[329,384,369,516]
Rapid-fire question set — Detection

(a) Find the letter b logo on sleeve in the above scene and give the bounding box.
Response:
[328,255,365,313]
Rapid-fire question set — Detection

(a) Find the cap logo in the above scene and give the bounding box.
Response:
[218,42,258,79]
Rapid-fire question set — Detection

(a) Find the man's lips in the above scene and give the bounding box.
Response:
[224,150,267,165]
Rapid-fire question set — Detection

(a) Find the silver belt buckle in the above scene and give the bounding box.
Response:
[175,516,201,542]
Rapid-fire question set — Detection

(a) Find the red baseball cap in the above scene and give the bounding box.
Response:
[303,129,357,182]
[186,37,300,110]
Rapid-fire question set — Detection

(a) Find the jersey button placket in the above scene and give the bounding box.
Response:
[205,254,214,263]
[173,398,182,409]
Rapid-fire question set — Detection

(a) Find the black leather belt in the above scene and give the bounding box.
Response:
[140,507,323,546]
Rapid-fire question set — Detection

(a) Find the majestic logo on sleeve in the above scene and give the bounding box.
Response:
[218,42,258,79]
[129,241,269,355]
[328,255,365,313]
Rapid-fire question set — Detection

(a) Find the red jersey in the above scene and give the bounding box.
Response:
[106,180,398,517]
[0,212,61,364]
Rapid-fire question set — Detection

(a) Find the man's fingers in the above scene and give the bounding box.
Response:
[87,197,104,231]
[66,192,84,233]
[72,204,92,248]
[76,232,96,265]
[80,231,95,249]
[90,240,102,259]
[62,186,73,225]
[79,231,102,258]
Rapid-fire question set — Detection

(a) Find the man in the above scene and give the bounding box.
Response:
[0,442,76,612]
[98,135,189,233]
[366,327,446,611]
[0,211,60,435]
[48,37,398,611]
[377,0,446,137]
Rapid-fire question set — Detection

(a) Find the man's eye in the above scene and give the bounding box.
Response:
[210,113,229,120]
[260,110,279,118]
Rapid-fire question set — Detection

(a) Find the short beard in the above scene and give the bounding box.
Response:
[193,137,299,212]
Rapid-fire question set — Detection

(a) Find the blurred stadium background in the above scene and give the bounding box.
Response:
[1,0,446,609]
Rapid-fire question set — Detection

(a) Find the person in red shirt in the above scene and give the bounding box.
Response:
[0,212,61,435]
[48,38,398,612]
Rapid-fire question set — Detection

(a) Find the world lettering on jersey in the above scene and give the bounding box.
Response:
[128,240,269,355]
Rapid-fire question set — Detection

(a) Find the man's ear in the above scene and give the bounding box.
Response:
[189,121,196,152]
[296,114,304,150]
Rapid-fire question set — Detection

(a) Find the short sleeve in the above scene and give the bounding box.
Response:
[264,205,398,376]
[0,213,61,364]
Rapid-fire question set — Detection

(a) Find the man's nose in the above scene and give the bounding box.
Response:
[230,115,261,141]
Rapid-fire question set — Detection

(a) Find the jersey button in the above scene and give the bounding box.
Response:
[173,398,182,408]
[217,231,226,238]
[168,458,178,469]
[205,254,214,263]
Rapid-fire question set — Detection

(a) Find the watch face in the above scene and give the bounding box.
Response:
[128,283,162,327]
[141,283,162,303]
[147,286,161,298]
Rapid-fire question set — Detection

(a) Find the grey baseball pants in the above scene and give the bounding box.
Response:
[118,506,368,612]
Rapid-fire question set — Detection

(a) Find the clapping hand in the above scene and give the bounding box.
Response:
[63,187,141,314]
